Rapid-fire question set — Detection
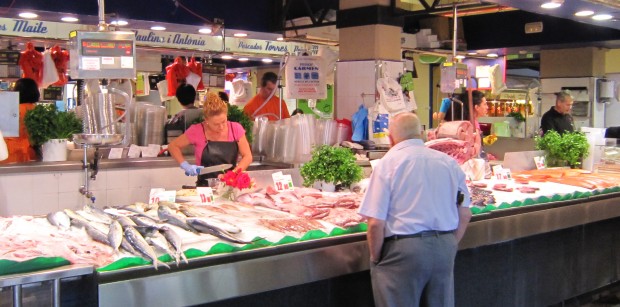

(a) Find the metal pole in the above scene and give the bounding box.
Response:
[52,279,61,307]
[12,285,21,307]
[452,5,458,59]
[97,0,106,31]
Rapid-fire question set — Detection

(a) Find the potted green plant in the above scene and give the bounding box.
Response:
[300,145,363,191]
[24,104,83,161]
[534,130,589,168]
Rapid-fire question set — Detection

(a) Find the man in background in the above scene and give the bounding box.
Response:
[359,113,472,307]
[243,72,290,121]
[540,90,575,135]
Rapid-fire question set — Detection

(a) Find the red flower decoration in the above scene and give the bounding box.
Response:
[222,169,253,189]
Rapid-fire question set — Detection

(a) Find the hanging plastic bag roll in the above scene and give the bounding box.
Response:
[0,130,8,161]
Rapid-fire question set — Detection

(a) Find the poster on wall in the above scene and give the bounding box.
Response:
[285,56,326,100]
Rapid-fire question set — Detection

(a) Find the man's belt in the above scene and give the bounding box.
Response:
[384,230,454,242]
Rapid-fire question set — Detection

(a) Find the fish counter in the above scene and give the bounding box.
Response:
[2,167,620,306]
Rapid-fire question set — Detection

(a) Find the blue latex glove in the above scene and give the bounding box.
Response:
[180,161,203,176]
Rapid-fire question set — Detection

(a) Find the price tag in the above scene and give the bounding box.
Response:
[127,144,141,158]
[149,188,165,204]
[108,147,123,159]
[196,187,214,204]
[492,165,511,180]
[274,175,294,192]
[534,156,546,170]
[149,188,176,204]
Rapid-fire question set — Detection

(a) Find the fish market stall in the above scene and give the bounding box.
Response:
[2,167,620,306]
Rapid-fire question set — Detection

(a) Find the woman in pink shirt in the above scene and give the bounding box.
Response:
[168,92,252,187]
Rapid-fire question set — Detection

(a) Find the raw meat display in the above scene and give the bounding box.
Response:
[425,121,481,164]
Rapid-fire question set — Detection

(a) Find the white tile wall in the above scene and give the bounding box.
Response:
[0,166,192,216]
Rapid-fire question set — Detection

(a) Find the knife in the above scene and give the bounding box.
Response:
[199,164,233,175]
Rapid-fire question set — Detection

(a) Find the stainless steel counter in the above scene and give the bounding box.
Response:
[97,192,620,307]
[0,157,294,175]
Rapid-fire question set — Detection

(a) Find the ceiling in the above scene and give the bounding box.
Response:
[0,0,618,71]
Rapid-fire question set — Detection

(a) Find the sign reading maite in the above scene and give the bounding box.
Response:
[285,56,326,100]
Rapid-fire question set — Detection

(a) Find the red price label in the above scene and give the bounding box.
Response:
[197,187,214,204]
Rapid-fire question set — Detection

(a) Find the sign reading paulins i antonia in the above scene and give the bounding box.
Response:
[285,56,327,100]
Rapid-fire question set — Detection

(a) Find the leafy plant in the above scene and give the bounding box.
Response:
[300,145,363,188]
[535,130,589,168]
[191,105,253,143]
[24,104,83,147]
[507,111,525,123]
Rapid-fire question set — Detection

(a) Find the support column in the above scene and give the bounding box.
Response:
[335,0,404,122]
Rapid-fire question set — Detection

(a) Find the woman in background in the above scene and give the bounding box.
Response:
[1,78,39,164]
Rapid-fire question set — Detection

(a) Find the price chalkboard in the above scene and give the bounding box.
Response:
[0,51,20,65]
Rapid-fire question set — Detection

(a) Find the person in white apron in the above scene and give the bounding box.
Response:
[168,92,253,187]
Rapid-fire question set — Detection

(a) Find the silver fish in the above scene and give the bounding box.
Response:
[193,216,242,234]
[46,211,71,229]
[83,204,113,224]
[186,218,254,245]
[108,220,123,252]
[63,209,91,228]
[160,226,188,265]
[85,224,110,246]
[130,215,161,229]
[120,237,139,255]
[157,205,194,232]
[124,226,168,270]
[146,231,178,266]
[77,209,110,225]
[178,205,208,218]
[114,215,137,228]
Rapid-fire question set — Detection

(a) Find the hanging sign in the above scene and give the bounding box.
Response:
[284,56,326,100]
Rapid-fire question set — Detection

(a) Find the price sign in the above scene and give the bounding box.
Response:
[149,188,176,204]
[534,156,546,170]
[196,187,214,204]
[492,165,511,180]
[274,175,294,192]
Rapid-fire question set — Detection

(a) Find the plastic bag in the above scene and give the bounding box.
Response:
[41,49,59,88]
[351,104,368,142]
[0,130,7,161]
[376,77,406,114]
[230,79,252,107]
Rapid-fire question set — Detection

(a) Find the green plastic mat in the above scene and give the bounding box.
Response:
[0,257,70,276]
[97,224,368,272]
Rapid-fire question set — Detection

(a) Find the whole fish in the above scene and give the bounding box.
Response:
[120,237,139,255]
[160,226,188,264]
[85,224,110,246]
[46,211,71,230]
[186,218,254,245]
[178,205,206,218]
[146,231,178,266]
[77,209,111,225]
[83,204,113,224]
[124,226,168,270]
[114,215,137,228]
[63,209,91,228]
[108,220,123,252]
[194,216,242,234]
[157,205,195,232]
[130,215,161,229]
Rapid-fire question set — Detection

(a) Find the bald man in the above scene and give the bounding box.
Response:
[359,113,472,307]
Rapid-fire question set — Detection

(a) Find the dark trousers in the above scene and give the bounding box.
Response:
[370,232,457,307]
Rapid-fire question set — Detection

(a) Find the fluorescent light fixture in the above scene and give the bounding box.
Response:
[455,55,465,60]
[199,28,212,34]
[486,53,499,58]
[276,37,284,41]
[151,26,166,31]
[575,10,594,17]
[262,58,273,63]
[111,20,128,26]
[18,12,38,19]
[238,57,249,62]
[233,33,248,37]
[541,0,563,9]
[221,55,233,60]
[61,16,79,22]
[467,52,478,55]
[592,14,613,21]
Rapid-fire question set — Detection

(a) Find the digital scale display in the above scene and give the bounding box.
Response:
[81,40,133,57]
